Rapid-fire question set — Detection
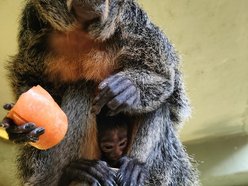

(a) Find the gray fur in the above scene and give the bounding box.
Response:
[7,0,199,185]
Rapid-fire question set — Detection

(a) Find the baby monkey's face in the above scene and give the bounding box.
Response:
[100,128,128,163]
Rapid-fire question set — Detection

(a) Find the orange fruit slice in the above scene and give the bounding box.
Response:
[7,85,68,150]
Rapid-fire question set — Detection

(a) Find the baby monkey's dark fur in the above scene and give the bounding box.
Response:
[97,110,130,168]
[4,0,199,185]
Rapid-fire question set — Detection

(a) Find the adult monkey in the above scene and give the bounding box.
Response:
[1,0,199,185]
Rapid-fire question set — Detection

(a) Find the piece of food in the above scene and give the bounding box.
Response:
[7,85,68,150]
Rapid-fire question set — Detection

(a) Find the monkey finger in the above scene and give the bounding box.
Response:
[70,160,117,186]
[92,86,113,114]
[117,169,132,186]
[11,128,45,143]
[3,103,15,111]
[96,161,117,178]
[27,136,39,143]
[108,77,134,97]
[5,122,44,143]
[12,135,30,143]
[1,117,13,129]
[133,161,147,186]
[94,75,135,114]
[107,95,137,116]
[98,74,124,90]
[129,164,142,186]
[72,160,106,176]
[12,135,38,144]
[107,79,133,100]
[137,170,146,186]
[94,77,130,110]
[66,167,101,186]
[124,161,136,185]
[119,156,131,166]
[28,127,45,138]
[94,166,117,185]
[6,122,36,134]
[121,160,146,186]
[92,94,113,115]
[107,85,136,110]
[93,86,109,105]
[90,166,117,186]
[117,158,132,184]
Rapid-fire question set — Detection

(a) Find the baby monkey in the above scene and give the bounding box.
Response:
[96,111,147,185]
[97,111,130,168]
[59,111,146,186]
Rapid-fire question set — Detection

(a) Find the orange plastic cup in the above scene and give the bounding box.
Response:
[7,85,68,150]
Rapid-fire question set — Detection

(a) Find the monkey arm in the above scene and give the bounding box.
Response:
[2,4,59,143]
[93,32,177,115]
[3,54,49,144]
[89,1,179,115]
[3,53,47,143]
[93,67,175,116]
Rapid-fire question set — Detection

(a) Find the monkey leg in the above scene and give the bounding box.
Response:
[92,74,140,115]
[116,156,147,186]
[59,159,117,186]
[1,103,45,143]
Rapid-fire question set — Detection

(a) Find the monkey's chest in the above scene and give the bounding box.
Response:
[45,31,117,82]
[46,52,116,82]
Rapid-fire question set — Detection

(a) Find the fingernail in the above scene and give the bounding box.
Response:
[3,103,14,110]
[36,128,45,135]
[25,124,34,130]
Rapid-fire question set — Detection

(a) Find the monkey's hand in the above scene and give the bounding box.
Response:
[1,103,45,143]
[116,156,147,186]
[92,74,140,116]
[59,159,117,186]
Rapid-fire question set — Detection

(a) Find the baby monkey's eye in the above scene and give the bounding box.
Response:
[119,139,127,148]
[103,145,113,150]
